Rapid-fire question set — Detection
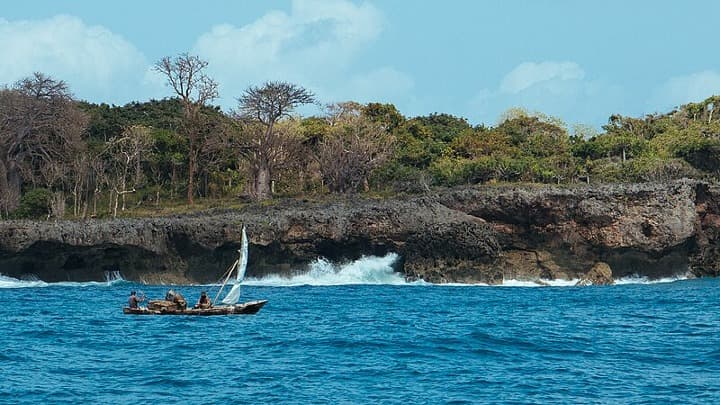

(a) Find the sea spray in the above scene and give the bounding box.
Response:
[0,273,127,288]
[0,274,48,288]
[243,253,407,286]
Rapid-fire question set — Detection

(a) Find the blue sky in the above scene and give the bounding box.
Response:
[2,0,719,128]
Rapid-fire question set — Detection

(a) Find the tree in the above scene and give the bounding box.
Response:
[362,103,404,132]
[316,102,394,193]
[0,72,87,217]
[234,81,315,200]
[104,125,155,217]
[154,53,218,204]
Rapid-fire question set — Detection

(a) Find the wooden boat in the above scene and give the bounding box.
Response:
[123,226,267,316]
[122,299,267,315]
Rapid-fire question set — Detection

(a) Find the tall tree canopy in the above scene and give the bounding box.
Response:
[234,81,315,200]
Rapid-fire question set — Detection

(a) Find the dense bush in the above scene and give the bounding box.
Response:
[12,188,52,219]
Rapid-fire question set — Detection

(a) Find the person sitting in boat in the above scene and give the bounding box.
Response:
[195,291,212,309]
[128,291,144,309]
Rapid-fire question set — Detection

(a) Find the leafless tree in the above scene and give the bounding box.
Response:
[316,102,394,193]
[0,72,87,216]
[69,149,103,218]
[154,53,218,205]
[104,125,155,217]
[234,81,315,200]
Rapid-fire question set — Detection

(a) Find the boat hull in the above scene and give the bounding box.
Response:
[123,300,267,316]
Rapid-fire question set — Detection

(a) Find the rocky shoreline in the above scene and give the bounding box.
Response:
[0,179,718,285]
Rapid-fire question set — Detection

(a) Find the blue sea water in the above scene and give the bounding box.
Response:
[1,256,719,404]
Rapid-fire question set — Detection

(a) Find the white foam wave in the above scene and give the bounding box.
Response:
[243,253,409,286]
[241,253,695,288]
[500,278,581,287]
[430,275,690,288]
[0,274,49,288]
[615,274,689,285]
[437,278,581,287]
[0,272,127,289]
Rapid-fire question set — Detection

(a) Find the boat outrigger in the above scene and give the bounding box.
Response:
[123,226,267,316]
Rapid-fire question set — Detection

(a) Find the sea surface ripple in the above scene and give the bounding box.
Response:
[1,276,719,403]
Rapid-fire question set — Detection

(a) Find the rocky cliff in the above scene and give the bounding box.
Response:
[0,179,718,284]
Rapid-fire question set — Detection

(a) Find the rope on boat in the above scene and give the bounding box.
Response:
[212,259,239,305]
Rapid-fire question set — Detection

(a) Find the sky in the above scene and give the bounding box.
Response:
[1,0,719,128]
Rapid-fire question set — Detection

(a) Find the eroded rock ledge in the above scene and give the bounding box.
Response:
[0,179,718,284]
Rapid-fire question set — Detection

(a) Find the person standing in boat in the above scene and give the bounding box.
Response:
[128,291,144,308]
[195,291,212,309]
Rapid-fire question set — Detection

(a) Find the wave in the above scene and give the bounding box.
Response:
[494,274,688,288]
[0,274,49,288]
[454,276,689,288]
[243,252,693,288]
[615,274,689,285]
[243,253,409,286]
[436,279,580,288]
[0,271,127,289]
[0,258,692,289]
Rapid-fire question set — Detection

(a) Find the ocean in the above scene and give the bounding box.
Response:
[1,254,719,404]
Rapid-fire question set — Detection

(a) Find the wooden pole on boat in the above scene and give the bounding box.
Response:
[213,259,238,305]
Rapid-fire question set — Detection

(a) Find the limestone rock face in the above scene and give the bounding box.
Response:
[0,179,718,284]
[576,262,614,286]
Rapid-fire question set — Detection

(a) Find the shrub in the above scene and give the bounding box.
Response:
[13,188,52,219]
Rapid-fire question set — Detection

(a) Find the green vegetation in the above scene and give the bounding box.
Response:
[1,58,719,220]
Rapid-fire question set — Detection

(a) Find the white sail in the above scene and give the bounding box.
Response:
[221,226,248,305]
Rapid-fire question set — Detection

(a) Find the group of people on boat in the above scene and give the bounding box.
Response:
[127,290,212,310]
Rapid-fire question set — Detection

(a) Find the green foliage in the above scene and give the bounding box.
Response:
[394,121,439,168]
[413,113,472,143]
[429,157,472,186]
[448,128,513,158]
[592,132,648,161]
[586,158,625,182]
[369,161,430,193]
[299,116,330,146]
[11,84,720,215]
[78,98,184,141]
[429,156,501,186]
[12,188,52,219]
[627,157,698,181]
[362,103,405,132]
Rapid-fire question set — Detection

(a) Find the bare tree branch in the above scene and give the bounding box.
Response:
[0,73,87,215]
[154,53,219,204]
[316,102,394,193]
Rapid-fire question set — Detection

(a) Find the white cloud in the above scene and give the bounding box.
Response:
[330,66,414,103]
[499,61,585,94]
[468,60,624,128]
[648,70,720,112]
[192,0,409,109]
[0,15,148,103]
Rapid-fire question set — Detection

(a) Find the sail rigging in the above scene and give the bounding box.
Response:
[220,226,248,305]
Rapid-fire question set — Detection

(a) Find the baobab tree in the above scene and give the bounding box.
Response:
[154,53,218,204]
[234,81,315,200]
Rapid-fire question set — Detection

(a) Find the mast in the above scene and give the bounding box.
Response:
[212,259,238,305]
